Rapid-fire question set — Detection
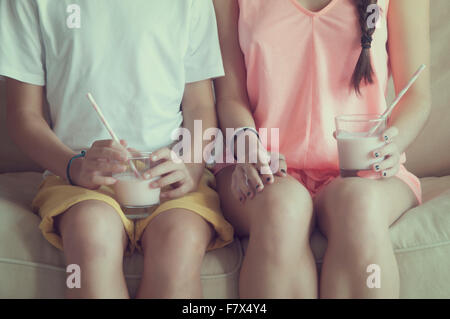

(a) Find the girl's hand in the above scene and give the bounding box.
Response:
[71,139,129,189]
[372,126,401,178]
[144,147,203,200]
[231,150,287,204]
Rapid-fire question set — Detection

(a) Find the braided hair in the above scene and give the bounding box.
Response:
[351,0,379,94]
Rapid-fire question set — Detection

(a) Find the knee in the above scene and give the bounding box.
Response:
[324,179,387,240]
[142,211,211,275]
[60,200,125,259]
[253,185,313,234]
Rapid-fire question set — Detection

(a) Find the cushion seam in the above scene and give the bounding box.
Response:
[314,240,450,264]
[0,241,244,280]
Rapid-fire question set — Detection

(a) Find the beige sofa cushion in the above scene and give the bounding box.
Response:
[401,0,450,177]
[1,172,449,298]
[0,172,241,298]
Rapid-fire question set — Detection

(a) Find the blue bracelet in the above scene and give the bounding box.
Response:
[66,151,86,186]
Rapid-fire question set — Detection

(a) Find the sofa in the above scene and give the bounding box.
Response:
[1,1,449,299]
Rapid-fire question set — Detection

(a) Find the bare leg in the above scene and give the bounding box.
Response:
[55,200,129,299]
[216,166,318,299]
[136,209,213,299]
[315,176,418,299]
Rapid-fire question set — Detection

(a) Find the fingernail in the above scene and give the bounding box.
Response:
[152,156,158,161]
[144,173,151,179]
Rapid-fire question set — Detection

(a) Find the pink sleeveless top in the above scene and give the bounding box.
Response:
[237,0,421,202]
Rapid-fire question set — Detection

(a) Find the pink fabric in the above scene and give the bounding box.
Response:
[215,0,421,204]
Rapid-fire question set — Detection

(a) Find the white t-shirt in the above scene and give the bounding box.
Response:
[0,0,224,154]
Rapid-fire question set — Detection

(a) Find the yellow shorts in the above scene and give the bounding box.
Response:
[31,169,234,254]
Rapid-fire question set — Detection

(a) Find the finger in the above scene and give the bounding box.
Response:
[381,126,399,143]
[254,147,274,184]
[231,171,245,202]
[143,160,179,179]
[373,153,399,173]
[381,164,400,178]
[126,147,141,155]
[235,166,254,199]
[237,189,246,204]
[243,165,264,192]
[160,183,191,199]
[150,171,185,188]
[91,139,115,148]
[333,131,337,140]
[120,139,128,147]
[151,147,176,162]
[272,153,287,177]
[90,174,117,186]
[372,142,397,159]
[259,165,274,184]
[230,183,243,202]
[86,159,127,174]
[87,147,128,162]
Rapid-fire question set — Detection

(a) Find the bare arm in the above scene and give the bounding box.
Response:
[6,78,128,188]
[146,79,219,199]
[212,0,256,131]
[5,78,76,177]
[387,0,431,154]
[182,79,218,171]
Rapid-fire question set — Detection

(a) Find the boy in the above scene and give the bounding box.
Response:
[0,0,233,298]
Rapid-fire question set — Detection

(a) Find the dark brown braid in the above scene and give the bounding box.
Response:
[352,0,379,94]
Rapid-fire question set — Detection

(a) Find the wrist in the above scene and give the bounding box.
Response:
[67,152,85,186]
[231,127,261,161]
[186,163,204,181]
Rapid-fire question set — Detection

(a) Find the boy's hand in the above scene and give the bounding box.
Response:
[70,139,129,189]
[145,147,203,199]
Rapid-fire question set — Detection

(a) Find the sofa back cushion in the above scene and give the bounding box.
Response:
[1,1,449,176]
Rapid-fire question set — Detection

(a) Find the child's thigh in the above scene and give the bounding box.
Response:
[216,166,314,237]
[314,176,417,237]
[140,208,214,252]
[55,200,128,248]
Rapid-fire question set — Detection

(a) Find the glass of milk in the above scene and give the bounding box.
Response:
[335,114,387,177]
[112,151,160,218]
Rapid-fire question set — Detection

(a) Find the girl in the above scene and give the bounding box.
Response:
[1,0,233,298]
[213,0,430,298]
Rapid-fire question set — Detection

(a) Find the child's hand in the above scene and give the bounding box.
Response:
[71,139,129,189]
[231,151,287,204]
[144,147,203,199]
[371,126,401,178]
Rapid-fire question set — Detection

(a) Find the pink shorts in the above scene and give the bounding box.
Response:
[212,161,422,205]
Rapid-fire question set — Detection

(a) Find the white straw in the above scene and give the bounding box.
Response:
[367,64,426,136]
[86,93,142,179]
